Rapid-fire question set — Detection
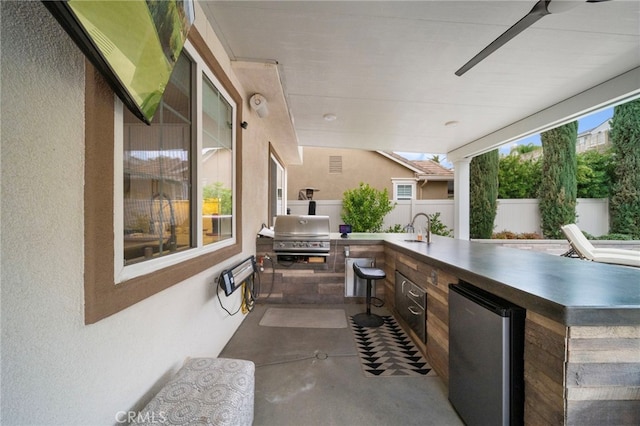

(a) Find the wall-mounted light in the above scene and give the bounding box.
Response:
[249,93,269,118]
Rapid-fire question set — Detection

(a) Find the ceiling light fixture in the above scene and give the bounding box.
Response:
[323,113,337,122]
[445,121,459,127]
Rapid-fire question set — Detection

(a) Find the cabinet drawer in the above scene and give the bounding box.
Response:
[407,300,426,342]
[395,270,427,343]
[407,282,426,309]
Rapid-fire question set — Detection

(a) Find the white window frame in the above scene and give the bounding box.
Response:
[393,179,416,200]
[114,41,237,283]
[270,152,287,226]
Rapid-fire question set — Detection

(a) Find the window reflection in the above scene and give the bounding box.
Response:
[123,53,192,264]
[202,75,233,245]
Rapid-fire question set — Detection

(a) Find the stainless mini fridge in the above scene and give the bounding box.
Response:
[449,282,525,426]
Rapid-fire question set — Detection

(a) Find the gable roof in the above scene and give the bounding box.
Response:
[378,151,454,181]
[412,160,454,178]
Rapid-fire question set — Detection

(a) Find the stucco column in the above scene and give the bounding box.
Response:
[453,158,471,240]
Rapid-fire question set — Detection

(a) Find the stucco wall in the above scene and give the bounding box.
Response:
[419,181,449,199]
[287,147,414,200]
[1,2,268,424]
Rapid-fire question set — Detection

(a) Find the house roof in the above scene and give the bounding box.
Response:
[411,160,455,181]
[125,156,188,183]
[578,118,611,138]
[379,151,454,181]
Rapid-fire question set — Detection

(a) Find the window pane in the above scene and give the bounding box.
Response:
[123,53,192,265]
[397,184,413,200]
[202,75,233,245]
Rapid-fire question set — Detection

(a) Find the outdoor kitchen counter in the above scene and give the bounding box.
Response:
[337,233,640,424]
[336,233,640,326]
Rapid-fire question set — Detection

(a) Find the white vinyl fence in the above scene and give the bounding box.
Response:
[288,198,609,237]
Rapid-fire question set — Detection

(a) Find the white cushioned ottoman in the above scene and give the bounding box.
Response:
[136,358,255,426]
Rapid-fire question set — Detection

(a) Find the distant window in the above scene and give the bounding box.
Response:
[397,185,412,199]
[393,180,415,200]
[329,156,342,173]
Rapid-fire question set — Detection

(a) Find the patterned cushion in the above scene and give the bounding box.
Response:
[136,358,255,426]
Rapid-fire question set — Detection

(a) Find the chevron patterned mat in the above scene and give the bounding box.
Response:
[349,315,437,377]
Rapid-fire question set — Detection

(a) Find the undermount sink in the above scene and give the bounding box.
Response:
[404,239,427,243]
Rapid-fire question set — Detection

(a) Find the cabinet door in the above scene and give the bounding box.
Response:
[406,302,426,342]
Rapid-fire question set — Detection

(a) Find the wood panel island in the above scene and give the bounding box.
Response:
[255,233,640,424]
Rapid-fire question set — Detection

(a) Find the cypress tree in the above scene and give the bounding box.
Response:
[470,149,499,239]
[539,121,578,238]
[609,99,640,238]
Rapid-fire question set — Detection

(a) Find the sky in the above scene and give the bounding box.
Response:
[396,107,614,167]
[497,107,613,155]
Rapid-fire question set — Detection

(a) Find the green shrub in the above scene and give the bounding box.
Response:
[341,182,395,232]
[565,230,632,241]
[384,224,404,233]
[428,212,453,237]
[498,155,541,199]
[387,212,453,236]
[577,150,614,198]
[203,182,232,214]
[594,233,634,241]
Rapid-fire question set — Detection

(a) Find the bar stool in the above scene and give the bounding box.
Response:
[353,263,386,327]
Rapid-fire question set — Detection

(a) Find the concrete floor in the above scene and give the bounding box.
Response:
[220,303,464,426]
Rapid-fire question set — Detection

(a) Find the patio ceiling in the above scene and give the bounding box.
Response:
[201,1,640,164]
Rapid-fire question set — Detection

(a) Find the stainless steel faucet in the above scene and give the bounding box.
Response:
[407,212,431,243]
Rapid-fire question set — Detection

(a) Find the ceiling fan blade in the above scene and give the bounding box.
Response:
[455,0,551,76]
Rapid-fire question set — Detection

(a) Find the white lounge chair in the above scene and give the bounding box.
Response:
[560,224,640,267]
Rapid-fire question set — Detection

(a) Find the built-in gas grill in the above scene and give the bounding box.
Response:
[273,215,331,257]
